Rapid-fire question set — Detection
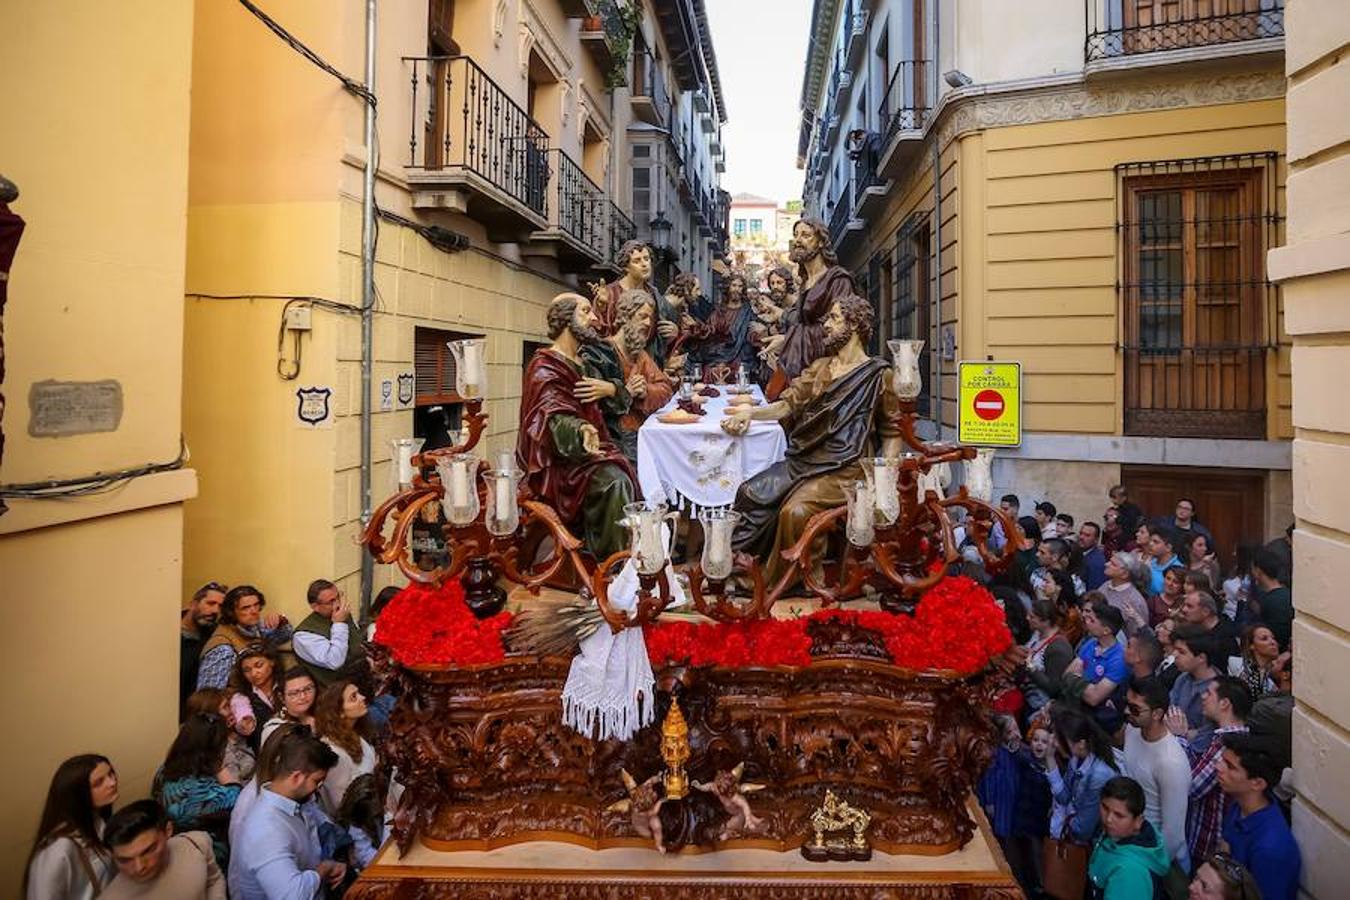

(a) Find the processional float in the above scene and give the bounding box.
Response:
[356,335,1025,896]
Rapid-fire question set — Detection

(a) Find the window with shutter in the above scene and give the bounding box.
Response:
[414,326,481,406]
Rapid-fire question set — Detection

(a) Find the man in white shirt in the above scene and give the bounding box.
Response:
[1122,674,1192,873]
[292,579,366,689]
[229,731,345,899]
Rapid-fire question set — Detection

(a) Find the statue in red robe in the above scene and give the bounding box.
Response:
[518,294,639,559]
[764,218,855,399]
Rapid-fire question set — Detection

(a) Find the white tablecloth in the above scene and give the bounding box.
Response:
[635,384,787,511]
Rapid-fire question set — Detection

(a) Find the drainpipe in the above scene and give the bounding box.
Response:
[929,0,942,436]
[358,0,377,620]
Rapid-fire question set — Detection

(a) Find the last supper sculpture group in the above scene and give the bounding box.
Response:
[357,226,1024,896]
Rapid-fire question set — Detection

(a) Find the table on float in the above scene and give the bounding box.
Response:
[635,384,787,514]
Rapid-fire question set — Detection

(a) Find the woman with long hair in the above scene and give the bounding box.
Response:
[1022,598,1074,713]
[25,755,118,899]
[313,680,376,816]
[1039,709,1119,846]
[1229,623,1291,699]
[1222,544,1257,624]
[1187,533,1223,599]
[157,713,241,868]
[184,688,255,782]
[336,773,386,870]
[232,644,283,747]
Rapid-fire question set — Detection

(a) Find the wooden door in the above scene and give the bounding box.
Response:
[1121,465,1266,570]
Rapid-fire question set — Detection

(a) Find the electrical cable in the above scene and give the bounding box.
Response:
[186,293,360,381]
[0,437,189,499]
[236,0,376,108]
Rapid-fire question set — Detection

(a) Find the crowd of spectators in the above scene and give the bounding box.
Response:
[25,580,401,899]
[977,485,1300,900]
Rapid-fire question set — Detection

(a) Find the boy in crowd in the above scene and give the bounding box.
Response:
[1088,776,1171,900]
[1218,733,1301,900]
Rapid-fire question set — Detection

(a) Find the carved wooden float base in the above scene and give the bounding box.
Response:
[349,804,1022,900]
[378,629,1005,855]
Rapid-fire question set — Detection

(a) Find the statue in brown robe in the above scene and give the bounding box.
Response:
[518,294,639,559]
[722,295,901,586]
[763,218,855,399]
[580,289,675,464]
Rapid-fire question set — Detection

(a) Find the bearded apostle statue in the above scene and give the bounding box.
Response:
[517,293,640,559]
[580,289,675,464]
[721,294,901,585]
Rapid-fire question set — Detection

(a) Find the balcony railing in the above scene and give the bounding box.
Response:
[852,131,884,204]
[404,56,549,220]
[1086,0,1284,63]
[879,59,929,145]
[545,149,606,259]
[607,201,636,266]
[631,50,670,126]
[828,182,854,247]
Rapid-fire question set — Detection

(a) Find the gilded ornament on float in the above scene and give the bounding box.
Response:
[802,790,872,863]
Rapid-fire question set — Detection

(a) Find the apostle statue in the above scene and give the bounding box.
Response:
[592,240,680,368]
[721,294,901,585]
[580,289,675,464]
[518,293,640,560]
[693,271,759,384]
[764,219,855,399]
[660,272,702,377]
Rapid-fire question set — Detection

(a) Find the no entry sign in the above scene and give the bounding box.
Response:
[959,362,1022,447]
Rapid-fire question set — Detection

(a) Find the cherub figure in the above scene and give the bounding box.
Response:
[694,763,766,841]
[608,769,667,852]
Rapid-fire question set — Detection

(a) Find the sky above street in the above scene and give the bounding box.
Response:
[706,0,812,206]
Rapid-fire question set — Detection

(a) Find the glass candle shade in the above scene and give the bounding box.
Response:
[448,337,487,400]
[623,501,678,576]
[698,507,740,581]
[864,456,902,526]
[483,469,519,536]
[964,448,995,502]
[436,454,481,527]
[887,339,925,400]
[391,437,424,489]
[845,481,876,548]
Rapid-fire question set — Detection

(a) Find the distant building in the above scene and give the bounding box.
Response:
[796,0,1290,550]
[729,192,793,285]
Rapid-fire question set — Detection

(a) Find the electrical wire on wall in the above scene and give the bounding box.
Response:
[185,293,361,381]
[0,437,189,500]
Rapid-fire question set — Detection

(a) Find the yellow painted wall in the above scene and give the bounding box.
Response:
[181,1,578,613]
[974,98,1289,436]
[0,0,195,888]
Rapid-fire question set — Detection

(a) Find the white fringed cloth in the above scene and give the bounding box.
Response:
[561,543,686,742]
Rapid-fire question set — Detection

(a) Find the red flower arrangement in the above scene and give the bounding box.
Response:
[373,579,512,668]
[645,576,1012,676]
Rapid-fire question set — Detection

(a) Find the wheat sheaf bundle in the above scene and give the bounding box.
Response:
[505,592,605,658]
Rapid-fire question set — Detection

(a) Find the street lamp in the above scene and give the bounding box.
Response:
[649,211,673,261]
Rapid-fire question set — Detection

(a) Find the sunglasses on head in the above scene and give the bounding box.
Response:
[1207,853,1254,899]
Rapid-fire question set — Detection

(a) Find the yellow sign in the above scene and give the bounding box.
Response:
[958,361,1022,447]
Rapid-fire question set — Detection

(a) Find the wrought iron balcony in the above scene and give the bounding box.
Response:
[631,50,670,126]
[531,149,606,272]
[1086,0,1284,64]
[851,131,887,219]
[606,201,636,270]
[843,0,868,66]
[828,182,853,247]
[403,56,550,236]
[877,59,930,180]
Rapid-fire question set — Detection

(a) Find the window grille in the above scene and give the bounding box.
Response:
[1116,152,1282,439]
